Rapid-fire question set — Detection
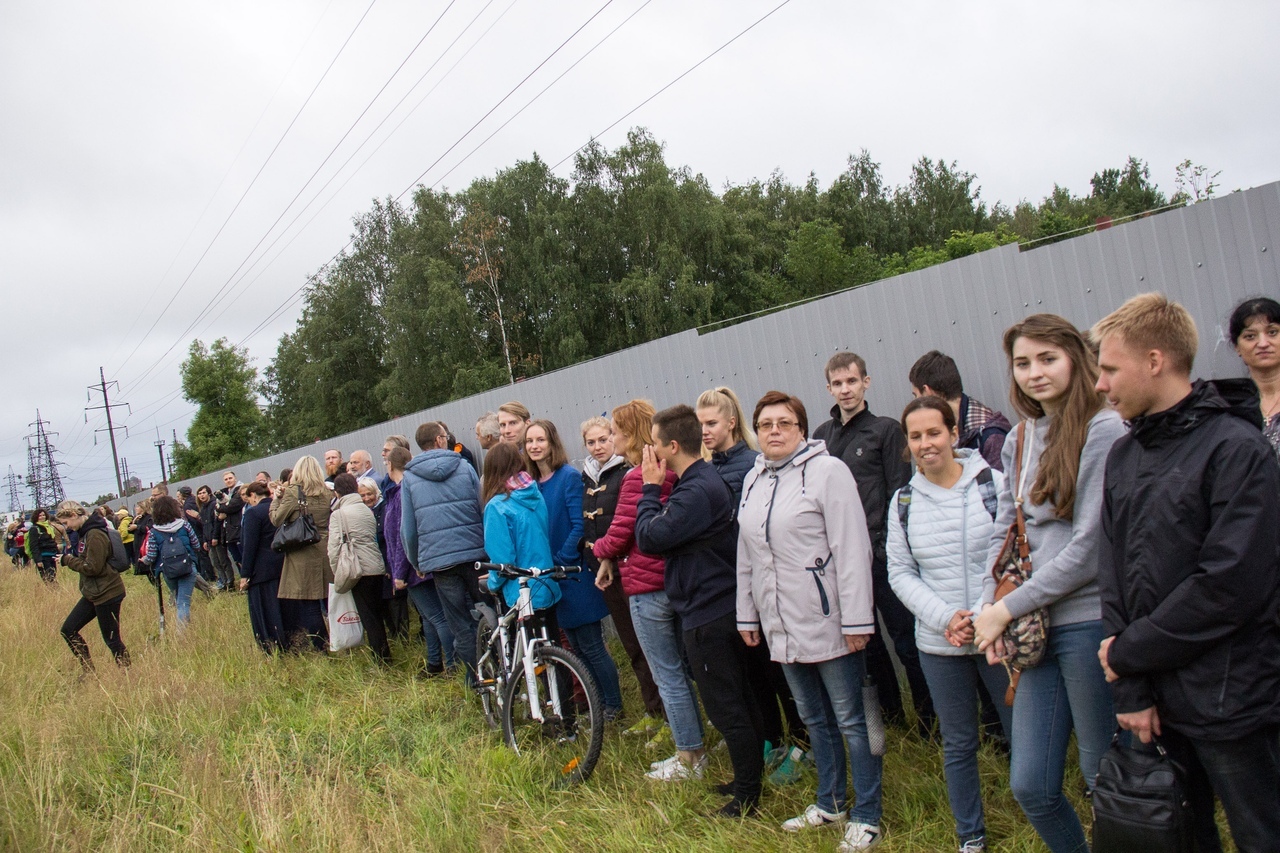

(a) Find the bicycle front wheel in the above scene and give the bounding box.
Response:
[501,644,604,787]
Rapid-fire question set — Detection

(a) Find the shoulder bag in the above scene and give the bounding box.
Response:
[330,509,362,594]
[991,420,1049,702]
[270,486,321,553]
[1092,730,1193,853]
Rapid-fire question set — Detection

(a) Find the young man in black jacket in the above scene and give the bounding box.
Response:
[813,352,934,738]
[1094,293,1280,852]
[635,404,764,818]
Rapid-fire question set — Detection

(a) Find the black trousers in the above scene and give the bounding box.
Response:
[865,556,935,730]
[246,577,285,653]
[350,575,392,663]
[684,611,765,805]
[279,598,327,652]
[61,593,129,669]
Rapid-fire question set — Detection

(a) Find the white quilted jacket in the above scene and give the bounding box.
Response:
[887,450,1004,656]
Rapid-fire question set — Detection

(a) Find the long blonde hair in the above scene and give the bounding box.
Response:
[1003,314,1105,519]
[696,386,759,455]
[290,455,328,497]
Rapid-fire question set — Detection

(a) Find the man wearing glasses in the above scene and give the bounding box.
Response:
[813,352,934,739]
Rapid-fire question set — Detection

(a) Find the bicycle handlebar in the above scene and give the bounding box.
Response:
[475,562,583,580]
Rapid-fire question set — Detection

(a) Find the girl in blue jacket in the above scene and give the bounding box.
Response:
[482,442,562,613]
[525,419,623,719]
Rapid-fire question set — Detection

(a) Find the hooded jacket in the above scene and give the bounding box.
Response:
[735,440,875,664]
[635,458,738,630]
[400,449,487,575]
[328,493,386,594]
[143,518,202,575]
[484,482,562,611]
[812,404,912,563]
[1100,379,1280,741]
[887,450,1004,656]
[592,465,675,596]
[62,513,126,604]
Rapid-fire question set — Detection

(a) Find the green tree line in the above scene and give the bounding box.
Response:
[173,128,1194,473]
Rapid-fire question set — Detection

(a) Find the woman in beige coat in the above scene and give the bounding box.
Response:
[328,473,391,663]
[271,454,333,652]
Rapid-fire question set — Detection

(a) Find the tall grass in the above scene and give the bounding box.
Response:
[0,563,1083,852]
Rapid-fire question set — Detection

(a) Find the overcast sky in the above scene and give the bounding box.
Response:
[2,0,1277,503]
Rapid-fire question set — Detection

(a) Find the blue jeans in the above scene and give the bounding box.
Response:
[1010,619,1114,853]
[164,572,196,625]
[629,590,704,751]
[782,651,883,824]
[407,581,455,668]
[432,565,480,677]
[919,651,1014,843]
[564,620,624,712]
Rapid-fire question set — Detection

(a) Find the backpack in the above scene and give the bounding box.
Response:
[897,467,998,555]
[154,529,195,580]
[104,526,130,572]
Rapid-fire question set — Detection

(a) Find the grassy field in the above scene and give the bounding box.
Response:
[0,564,1087,852]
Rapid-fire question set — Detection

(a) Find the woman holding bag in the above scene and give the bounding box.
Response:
[328,473,391,663]
[271,455,333,653]
[972,314,1126,853]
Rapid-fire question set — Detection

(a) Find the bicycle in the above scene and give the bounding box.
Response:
[472,561,605,787]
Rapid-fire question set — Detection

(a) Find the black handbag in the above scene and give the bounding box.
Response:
[1092,730,1193,853]
[270,486,321,553]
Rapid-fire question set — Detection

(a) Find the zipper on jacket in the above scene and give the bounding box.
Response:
[807,554,832,617]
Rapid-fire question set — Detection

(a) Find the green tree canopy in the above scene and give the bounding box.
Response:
[173,338,264,478]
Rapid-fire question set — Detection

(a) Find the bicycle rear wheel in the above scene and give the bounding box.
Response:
[501,644,604,787]
[475,611,502,730]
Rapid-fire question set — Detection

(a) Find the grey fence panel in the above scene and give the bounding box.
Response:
[123,181,1280,507]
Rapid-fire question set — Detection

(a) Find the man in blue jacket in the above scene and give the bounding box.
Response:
[635,404,764,818]
[401,421,487,679]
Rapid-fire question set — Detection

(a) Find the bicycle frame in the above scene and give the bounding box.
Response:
[478,570,571,727]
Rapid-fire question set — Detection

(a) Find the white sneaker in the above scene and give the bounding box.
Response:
[781,804,846,832]
[959,838,985,853]
[649,753,679,771]
[644,753,707,781]
[837,821,882,852]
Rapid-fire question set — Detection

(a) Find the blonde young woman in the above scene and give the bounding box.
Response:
[54,501,130,671]
[270,455,334,652]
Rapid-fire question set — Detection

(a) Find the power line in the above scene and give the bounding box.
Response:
[114,0,381,390]
[552,0,795,170]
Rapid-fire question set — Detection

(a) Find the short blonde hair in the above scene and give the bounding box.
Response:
[1091,292,1198,375]
[54,500,86,519]
[580,416,611,443]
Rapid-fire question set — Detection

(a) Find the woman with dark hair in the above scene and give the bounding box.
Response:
[888,396,1010,853]
[737,390,880,844]
[972,314,1126,853]
[239,480,285,652]
[143,495,202,626]
[26,508,60,583]
[481,442,562,613]
[1229,296,1280,457]
[525,418,623,720]
[329,472,392,663]
[54,500,129,671]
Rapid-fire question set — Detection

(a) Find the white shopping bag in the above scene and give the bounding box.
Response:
[328,582,365,652]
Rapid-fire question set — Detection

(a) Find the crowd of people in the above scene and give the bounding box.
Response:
[11,293,1280,853]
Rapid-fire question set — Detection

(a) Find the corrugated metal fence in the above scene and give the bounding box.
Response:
[136,180,1280,501]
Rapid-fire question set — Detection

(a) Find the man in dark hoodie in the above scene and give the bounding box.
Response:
[635,404,764,819]
[1094,293,1280,852]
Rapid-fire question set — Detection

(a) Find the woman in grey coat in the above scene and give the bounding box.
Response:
[328,473,391,663]
[735,391,881,851]
[887,396,1010,853]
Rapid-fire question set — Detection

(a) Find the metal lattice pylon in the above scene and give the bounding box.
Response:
[25,411,64,511]
[4,466,21,513]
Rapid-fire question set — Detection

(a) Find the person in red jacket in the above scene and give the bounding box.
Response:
[592,399,705,781]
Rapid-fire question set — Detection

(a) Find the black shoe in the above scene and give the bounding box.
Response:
[712,798,759,819]
[714,782,735,796]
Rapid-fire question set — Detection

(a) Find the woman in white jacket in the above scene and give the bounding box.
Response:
[887,396,1010,853]
[736,391,882,852]
[328,473,391,663]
